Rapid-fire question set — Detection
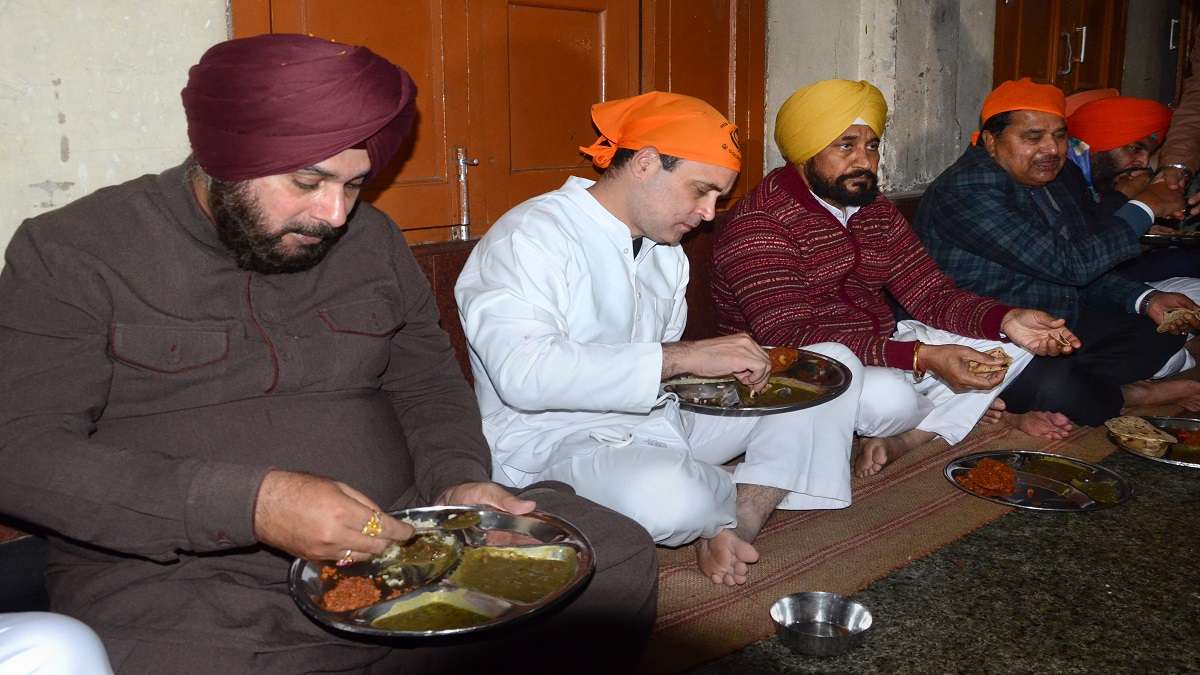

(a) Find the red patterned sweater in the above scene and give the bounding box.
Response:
[712,164,1012,369]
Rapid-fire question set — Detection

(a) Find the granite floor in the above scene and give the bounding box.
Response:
[690,450,1200,674]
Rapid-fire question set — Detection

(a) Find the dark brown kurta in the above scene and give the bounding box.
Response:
[0,164,656,673]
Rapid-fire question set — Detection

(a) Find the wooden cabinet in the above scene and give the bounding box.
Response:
[232,0,764,245]
[993,0,1128,95]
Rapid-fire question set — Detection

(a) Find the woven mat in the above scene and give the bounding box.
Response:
[640,401,1181,674]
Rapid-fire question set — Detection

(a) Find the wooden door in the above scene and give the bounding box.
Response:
[994,0,1057,84]
[1055,0,1128,93]
[468,0,640,228]
[233,1,470,243]
[993,0,1127,95]
[231,0,763,244]
[640,0,766,203]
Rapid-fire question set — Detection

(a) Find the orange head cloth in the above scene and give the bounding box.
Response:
[1064,88,1118,117]
[579,91,741,172]
[1068,96,1172,153]
[972,78,1066,145]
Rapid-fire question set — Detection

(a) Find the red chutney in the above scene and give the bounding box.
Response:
[321,573,382,612]
[955,457,1016,497]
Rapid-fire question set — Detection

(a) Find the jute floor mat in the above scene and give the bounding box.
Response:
[640,402,1180,674]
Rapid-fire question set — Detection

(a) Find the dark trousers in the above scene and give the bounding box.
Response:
[1001,309,1186,426]
[1116,247,1200,282]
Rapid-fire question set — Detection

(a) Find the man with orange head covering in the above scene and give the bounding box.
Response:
[916,79,1200,429]
[713,79,1080,479]
[0,34,657,673]
[1065,95,1200,283]
[458,91,866,588]
[1067,95,1173,197]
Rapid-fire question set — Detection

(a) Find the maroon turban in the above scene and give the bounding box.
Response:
[181,34,417,181]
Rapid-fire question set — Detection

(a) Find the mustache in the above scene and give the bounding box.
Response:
[281,222,344,241]
[838,170,878,183]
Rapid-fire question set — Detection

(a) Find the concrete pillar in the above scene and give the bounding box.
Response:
[765,0,995,193]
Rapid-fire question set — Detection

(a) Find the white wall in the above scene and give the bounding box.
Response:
[0,1,229,270]
[764,0,995,193]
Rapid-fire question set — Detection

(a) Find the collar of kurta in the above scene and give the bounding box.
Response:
[776,162,883,227]
[157,163,227,253]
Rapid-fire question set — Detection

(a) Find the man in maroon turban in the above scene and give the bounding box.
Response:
[0,34,656,674]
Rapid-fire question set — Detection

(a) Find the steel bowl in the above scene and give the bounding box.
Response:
[769,591,872,657]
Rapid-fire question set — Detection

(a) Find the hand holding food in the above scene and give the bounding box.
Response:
[999,308,1079,356]
[917,344,1006,391]
[965,346,1014,374]
[253,470,414,564]
[1145,292,1200,334]
[661,333,771,392]
[435,481,536,516]
[1156,307,1200,334]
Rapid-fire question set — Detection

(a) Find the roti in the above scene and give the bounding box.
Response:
[1156,308,1200,334]
[966,347,1013,374]
[1104,416,1176,458]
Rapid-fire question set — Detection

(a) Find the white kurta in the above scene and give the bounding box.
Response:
[455,177,863,546]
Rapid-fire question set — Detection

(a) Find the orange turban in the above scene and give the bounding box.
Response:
[1064,88,1118,117]
[973,78,1065,144]
[579,91,741,172]
[1067,96,1172,153]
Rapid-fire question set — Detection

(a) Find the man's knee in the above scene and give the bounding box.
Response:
[801,342,864,379]
[857,367,925,436]
[601,458,732,547]
[0,612,112,675]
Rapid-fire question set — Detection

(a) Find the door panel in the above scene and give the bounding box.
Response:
[640,0,765,203]
[244,1,469,243]
[471,0,639,228]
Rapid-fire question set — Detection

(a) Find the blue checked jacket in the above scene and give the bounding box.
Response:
[913,145,1150,327]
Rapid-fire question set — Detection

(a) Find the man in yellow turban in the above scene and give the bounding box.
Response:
[714,79,1082,480]
[458,91,870,588]
[915,79,1200,430]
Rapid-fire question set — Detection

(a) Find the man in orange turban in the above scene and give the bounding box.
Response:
[0,33,658,673]
[459,91,867,589]
[916,79,1200,430]
[1068,96,1173,195]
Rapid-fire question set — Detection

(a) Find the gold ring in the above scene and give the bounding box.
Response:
[361,510,383,538]
[336,549,354,567]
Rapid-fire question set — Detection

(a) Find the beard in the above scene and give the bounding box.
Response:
[1090,151,1124,193]
[804,163,880,207]
[208,179,345,274]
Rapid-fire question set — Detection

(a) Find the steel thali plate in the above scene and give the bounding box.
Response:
[944,450,1132,512]
[289,505,594,639]
[1110,416,1200,469]
[1140,231,1200,247]
[661,348,853,417]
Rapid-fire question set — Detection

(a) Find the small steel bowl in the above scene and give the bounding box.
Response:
[769,592,872,657]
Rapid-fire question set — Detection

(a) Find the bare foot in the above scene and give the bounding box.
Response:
[980,398,1006,425]
[854,428,936,478]
[1122,378,1200,408]
[695,529,760,586]
[1001,410,1073,440]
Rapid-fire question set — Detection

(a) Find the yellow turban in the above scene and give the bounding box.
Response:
[774,80,887,164]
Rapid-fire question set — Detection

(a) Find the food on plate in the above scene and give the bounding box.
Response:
[739,375,823,406]
[966,347,1013,374]
[767,346,801,374]
[954,457,1016,497]
[1104,416,1176,458]
[371,600,492,631]
[321,572,382,612]
[449,546,578,603]
[1156,307,1200,334]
